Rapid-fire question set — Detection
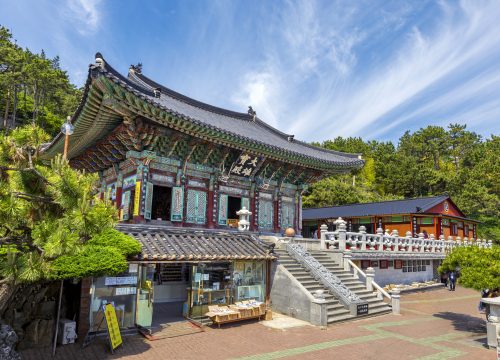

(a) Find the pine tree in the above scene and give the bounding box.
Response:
[0,125,141,312]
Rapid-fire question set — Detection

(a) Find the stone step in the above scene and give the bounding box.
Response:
[327,313,356,324]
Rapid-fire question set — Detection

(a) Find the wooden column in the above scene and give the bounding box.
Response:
[273,195,280,234]
[132,164,148,223]
[250,183,256,231]
[207,176,215,228]
[265,260,271,306]
[115,173,123,210]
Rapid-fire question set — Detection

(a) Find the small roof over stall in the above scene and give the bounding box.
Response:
[118,224,276,262]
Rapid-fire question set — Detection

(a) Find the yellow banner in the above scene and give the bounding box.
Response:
[104,303,122,350]
[133,181,141,216]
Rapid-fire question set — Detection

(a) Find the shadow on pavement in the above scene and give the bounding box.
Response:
[433,311,489,348]
[20,335,152,360]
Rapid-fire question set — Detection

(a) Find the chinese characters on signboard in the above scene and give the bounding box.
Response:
[230,154,260,177]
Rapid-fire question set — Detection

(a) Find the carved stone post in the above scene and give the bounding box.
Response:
[376,227,384,251]
[320,224,328,250]
[391,288,401,315]
[343,249,352,272]
[366,267,375,292]
[359,225,367,251]
[405,231,412,252]
[335,217,347,251]
[392,230,399,252]
[418,233,425,252]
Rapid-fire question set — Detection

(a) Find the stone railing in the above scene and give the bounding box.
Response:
[320,218,493,254]
[345,257,400,314]
[286,242,367,315]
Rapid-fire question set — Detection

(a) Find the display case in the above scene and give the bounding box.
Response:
[89,266,138,329]
[236,285,263,301]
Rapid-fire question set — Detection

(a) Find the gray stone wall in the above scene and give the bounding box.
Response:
[0,324,21,360]
[371,266,434,287]
[270,265,315,323]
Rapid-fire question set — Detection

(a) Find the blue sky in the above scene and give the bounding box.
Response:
[1,0,500,142]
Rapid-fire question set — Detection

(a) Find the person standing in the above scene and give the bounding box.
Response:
[449,271,457,291]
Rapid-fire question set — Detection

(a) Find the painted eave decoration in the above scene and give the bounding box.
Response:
[42,52,364,173]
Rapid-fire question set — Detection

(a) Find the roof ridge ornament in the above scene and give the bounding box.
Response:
[95,53,105,69]
[248,106,257,121]
[130,62,143,74]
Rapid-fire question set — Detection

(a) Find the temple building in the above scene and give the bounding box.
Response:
[302,195,479,240]
[42,53,363,337]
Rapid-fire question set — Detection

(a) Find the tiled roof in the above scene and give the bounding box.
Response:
[42,53,364,171]
[303,195,452,220]
[126,70,363,167]
[118,224,276,261]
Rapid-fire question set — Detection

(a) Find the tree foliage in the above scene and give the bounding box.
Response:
[0,26,81,135]
[0,125,140,285]
[438,247,500,291]
[304,125,499,240]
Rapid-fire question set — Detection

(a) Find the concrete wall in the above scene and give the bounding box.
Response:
[372,266,435,287]
[270,264,315,323]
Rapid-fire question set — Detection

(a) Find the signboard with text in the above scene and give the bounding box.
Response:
[104,303,122,351]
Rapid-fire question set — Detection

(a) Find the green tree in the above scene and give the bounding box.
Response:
[0,125,140,312]
[439,246,500,291]
[0,26,81,135]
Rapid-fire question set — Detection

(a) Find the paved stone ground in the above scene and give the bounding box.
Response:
[21,286,494,360]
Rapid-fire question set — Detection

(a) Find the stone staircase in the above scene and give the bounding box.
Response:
[275,248,392,324]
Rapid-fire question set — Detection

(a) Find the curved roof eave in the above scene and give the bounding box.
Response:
[42,53,365,172]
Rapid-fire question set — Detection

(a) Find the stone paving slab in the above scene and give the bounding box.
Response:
[20,286,494,360]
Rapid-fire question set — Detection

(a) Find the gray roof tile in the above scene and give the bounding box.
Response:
[117,224,276,261]
[302,195,452,219]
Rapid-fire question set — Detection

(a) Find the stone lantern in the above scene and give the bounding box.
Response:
[236,207,252,232]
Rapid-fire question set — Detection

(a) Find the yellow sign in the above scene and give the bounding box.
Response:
[104,303,122,350]
[133,181,141,216]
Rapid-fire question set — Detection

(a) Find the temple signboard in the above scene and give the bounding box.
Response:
[230,154,260,177]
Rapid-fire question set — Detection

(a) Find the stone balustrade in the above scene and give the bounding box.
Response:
[319,218,493,253]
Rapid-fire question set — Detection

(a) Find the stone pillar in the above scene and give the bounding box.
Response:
[310,290,328,327]
[377,227,384,251]
[320,224,328,249]
[359,226,367,251]
[78,277,93,339]
[336,217,347,251]
[343,250,352,272]
[391,288,401,315]
[366,267,375,291]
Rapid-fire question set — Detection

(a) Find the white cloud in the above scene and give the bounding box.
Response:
[232,68,283,128]
[232,0,500,142]
[321,0,500,140]
[64,0,102,35]
[231,0,363,132]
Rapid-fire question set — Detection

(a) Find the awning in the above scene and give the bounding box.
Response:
[118,224,276,261]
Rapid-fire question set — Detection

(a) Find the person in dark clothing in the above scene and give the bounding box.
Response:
[441,272,448,287]
[448,271,457,291]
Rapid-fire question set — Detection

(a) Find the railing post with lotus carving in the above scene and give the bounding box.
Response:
[320,223,328,250]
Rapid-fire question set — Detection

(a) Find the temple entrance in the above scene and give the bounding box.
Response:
[227,196,241,228]
[151,186,172,221]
